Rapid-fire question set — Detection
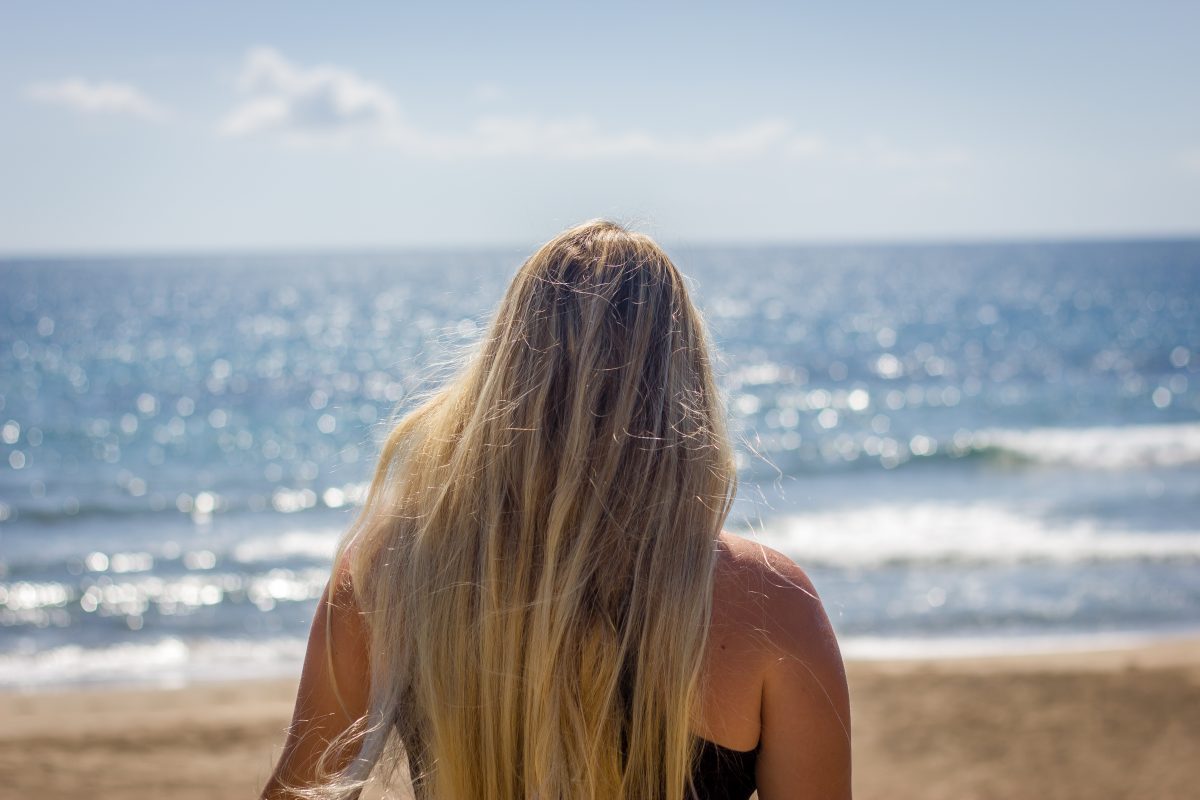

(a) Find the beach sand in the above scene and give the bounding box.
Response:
[3,639,1198,800]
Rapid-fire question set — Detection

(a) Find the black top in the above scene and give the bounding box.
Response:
[615,664,757,798]
[691,737,758,799]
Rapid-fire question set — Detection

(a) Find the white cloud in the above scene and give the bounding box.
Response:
[26,78,167,121]
[219,46,402,141]
[217,47,970,171]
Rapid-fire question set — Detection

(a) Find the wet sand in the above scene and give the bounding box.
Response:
[3,639,1199,799]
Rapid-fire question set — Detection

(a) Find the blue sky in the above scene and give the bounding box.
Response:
[2,1,1198,253]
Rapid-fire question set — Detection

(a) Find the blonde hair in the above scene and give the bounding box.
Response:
[316,219,737,799]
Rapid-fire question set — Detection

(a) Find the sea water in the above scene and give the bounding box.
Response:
[1,240,1198,689]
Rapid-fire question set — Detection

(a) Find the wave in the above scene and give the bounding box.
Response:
[0,522,346,576]
[738,422,1200,479]
[0,567,329,620]
[0,482,368,527]
[0,636,306,691]
[745,501,1200,568]
[960,423,1200,470]
[3,424,1194,533]
[231,529,341,564]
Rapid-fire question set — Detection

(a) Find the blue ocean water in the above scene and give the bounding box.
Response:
[1,240,1198,689]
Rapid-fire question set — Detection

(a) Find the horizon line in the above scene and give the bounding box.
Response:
[3,229,1200,261]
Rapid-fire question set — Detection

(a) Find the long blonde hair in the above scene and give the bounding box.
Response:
[323,219,737,799]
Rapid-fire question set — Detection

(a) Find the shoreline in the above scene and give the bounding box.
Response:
[6,624,1200,696]
[3,637,1199,799]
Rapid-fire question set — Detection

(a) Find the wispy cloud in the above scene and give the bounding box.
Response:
[217,49,822,158]
[26,78,167,121]
[218,47,970,170]
[218,46,401,140]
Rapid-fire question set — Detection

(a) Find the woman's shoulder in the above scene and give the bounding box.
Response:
[715,529,821,612]
[713,530,841,666]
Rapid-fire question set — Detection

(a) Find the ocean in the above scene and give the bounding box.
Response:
[2,240,1198,690]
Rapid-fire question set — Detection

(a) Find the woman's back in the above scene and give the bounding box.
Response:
[259,220,851,799]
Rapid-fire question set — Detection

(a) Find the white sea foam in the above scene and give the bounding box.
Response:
[1,568,327,621]
[968,422,1200,470]
[0,636,306,691]
[231,528,342,563]
[744,501,1200,568]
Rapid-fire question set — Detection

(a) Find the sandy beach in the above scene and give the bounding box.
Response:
[3,639,1198,800]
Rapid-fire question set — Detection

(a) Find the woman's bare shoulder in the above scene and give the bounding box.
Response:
[715,529,820,611]
[714,530,841,664]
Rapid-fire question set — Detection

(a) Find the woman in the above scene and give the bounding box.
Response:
[261,220,851,799]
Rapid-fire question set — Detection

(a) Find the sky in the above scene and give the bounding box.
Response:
[2,1,1199,253]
